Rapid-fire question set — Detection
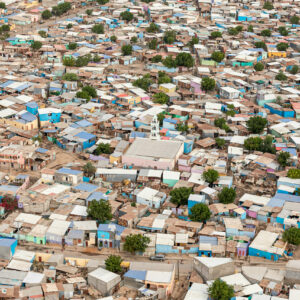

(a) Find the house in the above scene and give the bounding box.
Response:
[219,87,240,99]
[88,267,121,296]
[184,283,209,300]
[46,220,70,245]
[38,108,62,126]
[136,187,166,209]
[54,168,83,186]
[0,238,17,260]
[97,223,125,249]
[248,230,285,261]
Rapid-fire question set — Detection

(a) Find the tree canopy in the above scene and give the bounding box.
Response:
[215,137,225,149]
[244,136,275,154]
[211,31,222,39]
[276,42,288,51]
[283,227,300,246]
[263,1,273,10]
[190,203,211,222]
[83,162,96,177]
[211,51,225,63]
[275,71,287,81]
[124,234,150,253]
[121,44,133,56]
[290,15,299,25]
[203,169,219,185]
[246,116,267,134]
[92,24,104,34]
[289,65,299,75]
[133,74,152,91]
[31,41,42,51]
[68,42,77,50]
[277,152,290,167]
[158,71,171,84]
[209,279,234,300]
[94,143,112,155]
[163,30,176,44]
[120,11,133,22]
[153,92,169,104]
[147,22,159,33]
[105,255,123,273]
[254,41,267,51]
[148,38,158,50]
[42,9,52,19]
[218,187,236,204]
[288,169,300,179]
[163,55,177,68]
[170,187,193,206]
[87,199,112,223]
[261,29,271,37]
[279,26,289,36]
[254,62,264,71]
[175,53,194,68]
[201,77,215,92]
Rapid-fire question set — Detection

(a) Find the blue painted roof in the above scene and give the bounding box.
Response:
[273,193,300,203]
[281,148,297,156]
[124,270,146,281]
[67,229,84,239]
[87,191,108,202]
[26,102,38,108]
[267,198,285,208]
[73,183,98,192]
[16,83,31,92]
[98,223,125,235]
[0,185,19,193]
[56,168,82,175]
[199,236,218,245]
[20,112,36,122]
[0,238,16,247]
[0,80,14,88]
[130,131,146,138]
[75,131,96,140]
[76,119,92,127]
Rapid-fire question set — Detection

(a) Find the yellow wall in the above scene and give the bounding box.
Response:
[110,155,121,164]
[65,257,89,267]
[159,85,176,93]
[268,51,286,58]
[35,252,52,262]
[0,118,38,131]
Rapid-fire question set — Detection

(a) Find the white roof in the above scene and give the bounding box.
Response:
[146,270,172,283]
[7,259,32,272]
[220,273,250,287]
[184,283,209,300]
[137,187,159,201]
[15,213,41,225]
[239,194,270,206]
[71,205,88,217]
[89,267,120,283]
[13,250,35,262]
[156,233,175,246]
[250,230,283,255]
[289,289,300,300]
[163,170,180,181]
[0,108,17,118]
[73,221,97,231]
[49,213,67,221]
[194,257,233,268]
[47,220,70,236]
[252,295,271,300]
[96,168,137,175]
[23,272,45,284]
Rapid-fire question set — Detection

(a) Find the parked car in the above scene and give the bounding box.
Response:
[150,254,165,261]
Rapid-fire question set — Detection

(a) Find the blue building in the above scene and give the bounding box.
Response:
[97,223,125,249]
[188,194,206,215]
[74,131,96,149]
[26,102,38,115]
[38,108,61,124]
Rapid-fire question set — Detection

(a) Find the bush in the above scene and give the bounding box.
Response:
[62,73,78,81]
[97,0,109,4]
[105,255,122,273]
[211,51,225,63]
[147,22,159,33]
[68,42,77,50]
[130,36,138,44]
[247,25,254,32]
[215,137,225,149]
[203,169,219,185]
[148,38,158,50]
[187,36,199,47]
[175,52,194,68]
[218,187,236,204]
[290,65,299,75]
[110,35,117,42]
[120,11,133,22]
[263,1,273,9]
[290,16,299,25]
[86,9,93,15]
[94,143,112,155]
[228,28,238,35]
[275,71,287,81]
[124,234,150,253]
[75,55,90,67]
[121,44,133,56]
[190,203,211,222]
[63,56,76,67]
[283,227,300,246]
[276,42,288,51]
[82,85,97,98]
[201,77,215,92]
[254,62,264,71]
[279,26,289,36]
[170,187,193,206]
[83,162,96,176]
[246,116,267,134]
[153,92,169,104]
[177,123,188,133]
[38,30,47,38]
[254,41,267,51]
[209,279,234,300]
[76,91,90,101]
[287,169,300,179]
[31,41,42,51]
[133,74,152,91]
[277,151,290,167]
[92,24,104,34]
[261,29,271,37]
[163,30,176,44]
[87,199,112,223]
[214,118,230,132]
[211,31,222,39]
[158,71,171,84]
[42,9,52,19]
[151,55,162,63]
[163,55,177,68]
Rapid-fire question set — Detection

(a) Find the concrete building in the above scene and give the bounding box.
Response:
[136,187,166,209]
[54,168,83,186]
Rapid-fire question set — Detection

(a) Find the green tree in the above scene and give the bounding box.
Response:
[124,234,150,253]
[110,35,117,42]
[67,23,73,29]
[157,112,166,126]
[170,187,193,206]
[215,137,225,149]
[153,92,169,104]
[211,51,225,63]
[287,169,300,179]
[218,187,236,204]
[93,54,101,62]
[38,30,47,38]
[290,15,300,25]
[163,55,177,68]
[68,42,77,50]
[82,85,97,98]
[275,71,287,81]
[246,116,267,134]
[228,27,238,35]
[31,41,42,51]
[87,199,112,223]
[277,152,290,167]
[95,143,112,155]
[63,56,76,67]
[131,36,138,44]
[263,1,273,10]
[209,279,234,300]
[254,41,267,51]
[92,24,104,34]
[175,53,194,68]
[279,26,289,36]
[247,25,254,32]
[76,91,90,101]
[1,25,9,32]
[0,2,6,8]
[158,71,171,84]
[254,62,264,71]
[201,77,215,92]
[203,169,219,185]
[75,55,90,67]
[214,118,230,132]
[190,203,211,222]
[290,65,299,75]
[276,42,288,51]
[236,25,243,33]
[147,22,159,33]
[148,38,158,50]
[151,55,162,63]
[163,30,176,44]
[86,9,93,15]
[97,0,109,4]
[83,162,96,177]
[133,74,152,91]
[120,11,133,22]
[187,36,199,47]
[42,9,52,19]
[261,29,271,37]
[177,123,188,133]
[121,44,133,56]
[244,136,263,151]
[210,31,222,39]
[105,255,123,273]
[283,227,300,246]
[62,73,78,81]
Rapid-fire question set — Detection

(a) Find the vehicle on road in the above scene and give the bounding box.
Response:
[150,254,165,261]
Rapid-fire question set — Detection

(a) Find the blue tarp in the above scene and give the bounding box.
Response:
[124,270,147,281]
[56,168,82,175]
